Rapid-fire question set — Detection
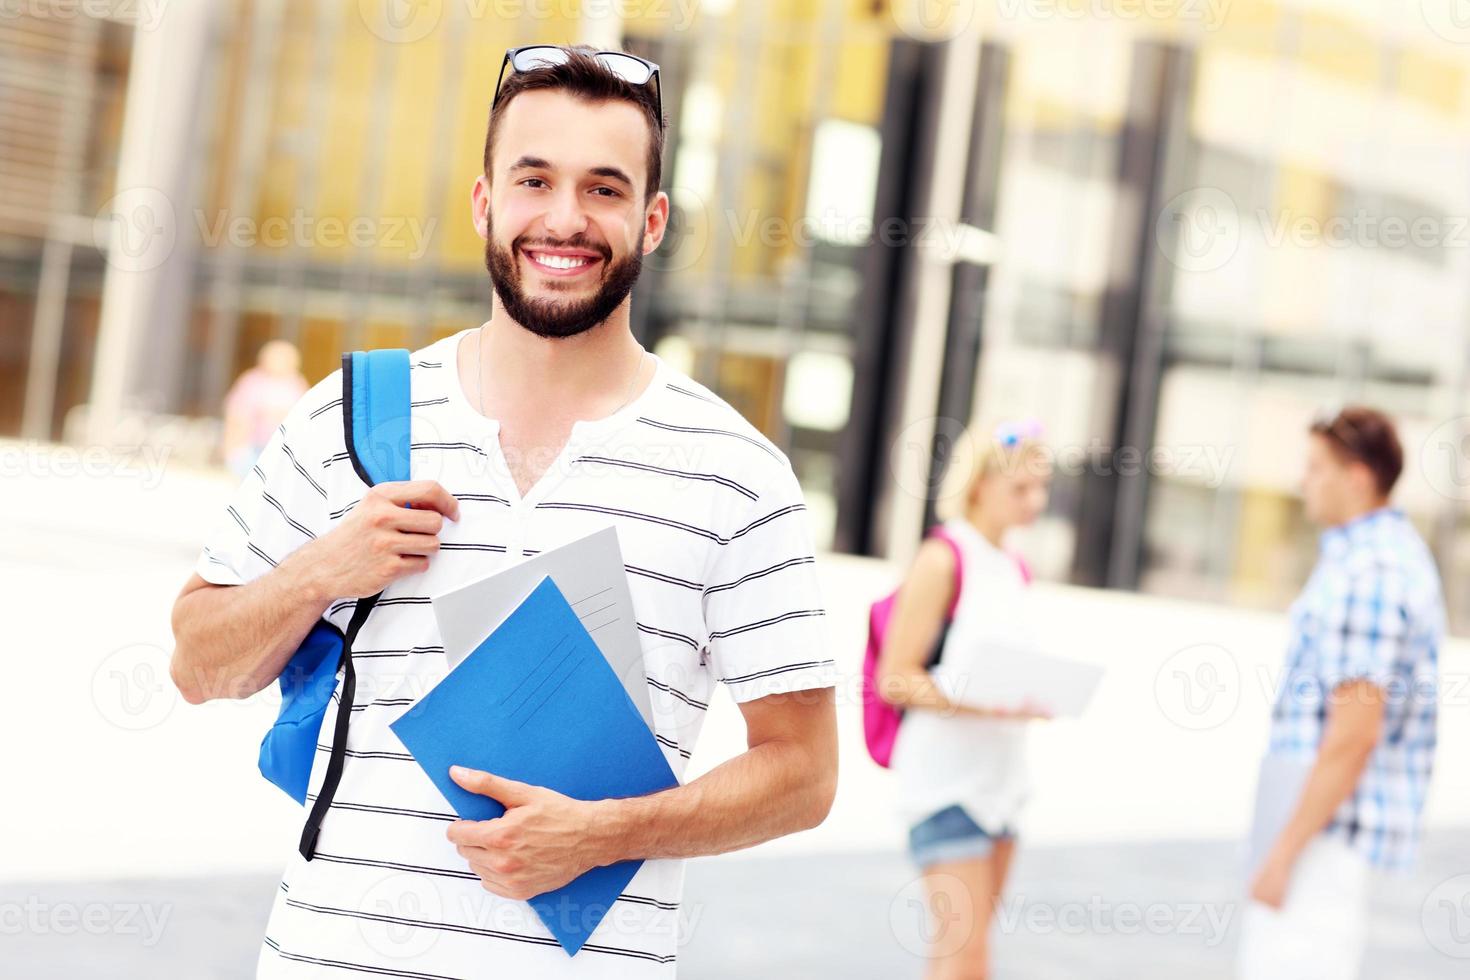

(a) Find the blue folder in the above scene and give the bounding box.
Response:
[389,574,678,955]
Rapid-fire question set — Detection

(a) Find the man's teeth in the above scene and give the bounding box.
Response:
[533,253,593,270]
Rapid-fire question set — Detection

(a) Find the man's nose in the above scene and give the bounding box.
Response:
[542,188,589,240]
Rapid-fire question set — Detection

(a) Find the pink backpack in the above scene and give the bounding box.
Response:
[862,526,1032,768]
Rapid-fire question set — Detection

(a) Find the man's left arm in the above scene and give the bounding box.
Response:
[1249,679,1384,908]
[447,688,836,900]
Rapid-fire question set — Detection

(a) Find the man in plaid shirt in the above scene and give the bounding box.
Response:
[1239,406,1444,980]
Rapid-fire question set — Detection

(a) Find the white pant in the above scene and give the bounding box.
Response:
[1236,836,1370,980]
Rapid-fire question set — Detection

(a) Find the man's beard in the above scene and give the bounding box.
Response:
[484,225,643,340]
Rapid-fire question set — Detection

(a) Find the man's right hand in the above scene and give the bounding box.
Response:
[303,480,461,600]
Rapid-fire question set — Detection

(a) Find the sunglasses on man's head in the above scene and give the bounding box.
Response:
[492,45,663,128]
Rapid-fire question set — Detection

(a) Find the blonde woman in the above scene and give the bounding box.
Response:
[878,420,1052,980]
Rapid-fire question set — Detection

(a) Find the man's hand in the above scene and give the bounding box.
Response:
[306,480,460,600]
[1249,852,1293,909]
[445,766,603,901]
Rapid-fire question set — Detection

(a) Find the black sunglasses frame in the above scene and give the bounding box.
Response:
[491,45,663,129]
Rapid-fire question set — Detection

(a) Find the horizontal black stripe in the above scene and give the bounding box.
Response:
[625,563,703,591]
[410,397,449,407]
[654,733,691,759]
[636,416,781,460]
[247,542,277,568]
[411,441,488,456]
[537,501,721,543]
[226,505,250,535]
[454,492,511,505]
[413,360,442,368]
[646,675,709,711]
[710,608,825,641]
[635,621,700,651]
[730,503,805,541]
[328,595,432,617]
[664,382,717,404]
[349,645,445,660]
[282,442,328,500]
[439,542,509,553]
[704,556,814,596]
[262,491,316,540]
[305,792,454,822]
[572,454,758,501]
[719,659,835,685]
[315,743,414,761]
[309,397,343,419]
[280,897,676,963]
[263,936,462,980]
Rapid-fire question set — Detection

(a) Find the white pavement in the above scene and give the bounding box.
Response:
[6,439,1469,886]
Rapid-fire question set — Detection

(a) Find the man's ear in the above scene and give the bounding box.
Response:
[641,190,671,254]
[471,174,491,240]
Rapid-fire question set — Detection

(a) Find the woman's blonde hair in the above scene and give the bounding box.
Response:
[933,419,1046,522]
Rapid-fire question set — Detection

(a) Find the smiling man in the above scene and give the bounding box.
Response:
[170,45,838,978]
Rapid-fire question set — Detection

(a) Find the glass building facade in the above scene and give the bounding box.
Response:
[7,1,1470,629]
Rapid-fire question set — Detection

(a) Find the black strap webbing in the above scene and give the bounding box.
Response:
[298,592,381,860]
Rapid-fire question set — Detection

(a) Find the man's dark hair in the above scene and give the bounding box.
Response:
[482,45,665,202]
[1310,405,1404,497]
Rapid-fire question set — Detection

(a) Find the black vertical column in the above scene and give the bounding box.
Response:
[833,38,947,557]
[1071,41,1192,589]
[922,41,1011,531]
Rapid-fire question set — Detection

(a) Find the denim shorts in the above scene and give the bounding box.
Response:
[907,804,1014,868]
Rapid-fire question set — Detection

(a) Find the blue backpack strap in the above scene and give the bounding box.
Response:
[342,348,412,486]
[296,348,412,860]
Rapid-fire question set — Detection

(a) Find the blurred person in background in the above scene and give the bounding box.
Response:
[221,339,308,478]
[877,420,1052,980]
[1239,406,1443,980]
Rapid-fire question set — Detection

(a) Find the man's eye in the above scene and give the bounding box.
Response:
[592,187,620,198]
[521,178,547,189]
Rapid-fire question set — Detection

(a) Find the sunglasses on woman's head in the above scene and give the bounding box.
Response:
[492,45,663,128]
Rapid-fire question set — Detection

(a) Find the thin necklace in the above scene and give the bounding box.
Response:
[474,326,649,420]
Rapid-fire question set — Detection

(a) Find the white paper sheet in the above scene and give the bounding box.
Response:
[1245,753,1314,874]
[945,643,1104,718]
[430,526,654,731]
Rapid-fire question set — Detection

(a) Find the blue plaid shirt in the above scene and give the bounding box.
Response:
[1269,507,1443,871]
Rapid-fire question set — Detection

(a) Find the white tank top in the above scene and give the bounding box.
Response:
[889,516,1037,831]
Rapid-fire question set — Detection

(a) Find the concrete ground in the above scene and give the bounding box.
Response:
[5,834,1469,978]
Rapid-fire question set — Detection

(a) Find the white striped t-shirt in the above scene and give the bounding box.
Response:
[194,327,836,978]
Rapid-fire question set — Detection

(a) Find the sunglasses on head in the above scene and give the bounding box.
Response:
[492,45,663,128]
